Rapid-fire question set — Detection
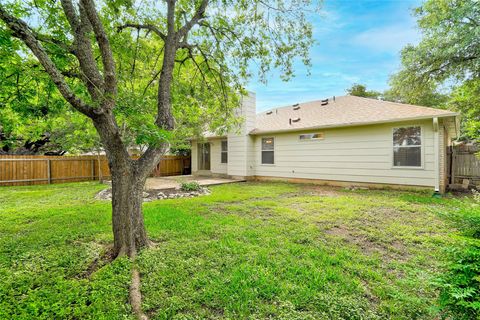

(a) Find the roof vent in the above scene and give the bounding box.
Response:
[321,99,329,106]
[266,111,273,115]
[289,117,300,125]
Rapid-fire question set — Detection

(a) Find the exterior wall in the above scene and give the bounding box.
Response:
[210,138,228,175]
[192,92,256,178]
[191,141,198,172]
[227,92,256,177]
[252,119,438,187]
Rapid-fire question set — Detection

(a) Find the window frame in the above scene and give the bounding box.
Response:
[391,125,424,169]
[261,137,275,165]
[220,140,228,164]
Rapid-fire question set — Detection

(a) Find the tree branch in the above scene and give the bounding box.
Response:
[60,0,105,101]
[177,0,209,40]
[80,0,117,106]
[0,5,95,117]
[117,23,166,41]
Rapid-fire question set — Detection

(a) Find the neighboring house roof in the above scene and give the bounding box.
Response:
[251,95,458,135]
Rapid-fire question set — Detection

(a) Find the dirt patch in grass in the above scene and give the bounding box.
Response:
[325,225,409,261]
[304,185,342,197]
[77,245,115,279]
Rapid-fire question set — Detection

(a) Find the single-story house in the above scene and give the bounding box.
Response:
[191,94,460,193]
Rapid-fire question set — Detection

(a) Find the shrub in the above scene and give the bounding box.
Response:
[438,241,480,319]
[437,198,480,319]
[180,181,201,192]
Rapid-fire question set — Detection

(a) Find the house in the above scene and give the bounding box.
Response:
[191,94,460,193]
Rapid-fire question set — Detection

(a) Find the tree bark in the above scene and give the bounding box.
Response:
[110,163,149,257]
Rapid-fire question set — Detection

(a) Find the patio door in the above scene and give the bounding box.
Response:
[198,143,211,170]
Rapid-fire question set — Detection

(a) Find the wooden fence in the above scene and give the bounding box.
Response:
[0,154,190,186]
[448,145,480,187]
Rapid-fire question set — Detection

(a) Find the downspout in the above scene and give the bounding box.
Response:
[433,117,440,193]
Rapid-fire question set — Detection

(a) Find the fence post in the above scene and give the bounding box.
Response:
[91,159,95,181]
[47,159,51,184]
[451,147,456,185]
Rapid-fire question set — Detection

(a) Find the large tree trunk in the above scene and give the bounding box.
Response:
[94,113,151,258]
[110,166,149,257]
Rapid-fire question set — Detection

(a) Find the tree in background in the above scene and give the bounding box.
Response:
[389,0,479,139]
[345,83,381,99]
[0,0,317,259]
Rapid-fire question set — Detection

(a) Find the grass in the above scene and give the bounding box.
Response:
[0,181,474,319]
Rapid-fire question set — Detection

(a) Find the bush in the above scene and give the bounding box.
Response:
[437,197,480,319]
[180,181,201,192]
[438,241,480,319]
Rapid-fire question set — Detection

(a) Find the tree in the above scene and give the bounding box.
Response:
[389,0,479,134]
[345,83,381,99]
[447,79,480,140]
[0,0,317,258]
[384,74,449,107]
[399,0,479,83]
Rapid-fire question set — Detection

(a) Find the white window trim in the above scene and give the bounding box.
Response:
[220,140,228,164]
[391,125,425,170]
[261,136,275,165]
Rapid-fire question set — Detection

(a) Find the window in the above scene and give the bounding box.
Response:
[261,137,274,164]
[299,133,324,140]
[221,140,228,164]
[393,126,422,167]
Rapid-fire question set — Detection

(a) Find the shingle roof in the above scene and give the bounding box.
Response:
[251,95,458,134]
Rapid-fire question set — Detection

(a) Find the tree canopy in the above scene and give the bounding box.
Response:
[345,83,381,99]
[388,0,479,139]
[0,0,318,155]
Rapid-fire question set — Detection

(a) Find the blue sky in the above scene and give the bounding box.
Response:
[248,0,422,111]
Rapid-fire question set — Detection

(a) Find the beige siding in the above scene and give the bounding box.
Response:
[253,119,437,187]
[210,138,228,175]
[227,93,256,177]
[191,141,198,172]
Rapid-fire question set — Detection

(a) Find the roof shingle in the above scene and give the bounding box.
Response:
[251,96,457,134]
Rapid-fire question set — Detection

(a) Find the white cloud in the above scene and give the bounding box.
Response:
[351,23,420,54]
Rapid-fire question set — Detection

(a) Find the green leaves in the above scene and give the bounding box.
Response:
[1,0,317,154]
[388,0,479,139]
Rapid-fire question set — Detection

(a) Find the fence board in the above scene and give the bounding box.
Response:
[448,146,480,187]
[0,155,190,186]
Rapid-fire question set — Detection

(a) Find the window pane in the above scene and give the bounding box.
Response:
[221,140,228,152]
[300,133,324,140]
[262,151,274,164]
[262,138,274,150]
[393,127,421,146]
[393,147,421,167]
[221,152,228,163]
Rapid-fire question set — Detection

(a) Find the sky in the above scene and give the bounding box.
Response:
[247,0,422,111]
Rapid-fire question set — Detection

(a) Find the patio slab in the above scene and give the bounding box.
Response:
[145,175,245,190]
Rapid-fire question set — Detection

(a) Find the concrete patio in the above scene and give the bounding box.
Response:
[145,175,245,190]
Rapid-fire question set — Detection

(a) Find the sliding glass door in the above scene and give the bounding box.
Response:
[197,143,211,170]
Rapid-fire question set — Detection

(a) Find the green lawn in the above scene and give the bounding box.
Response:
[0,181,473,319]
